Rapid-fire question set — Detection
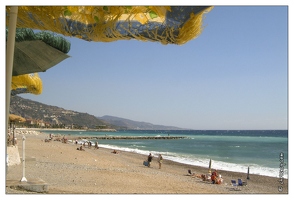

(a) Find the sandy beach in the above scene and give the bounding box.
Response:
[5,130,288,195]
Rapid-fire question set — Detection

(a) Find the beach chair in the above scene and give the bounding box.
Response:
[231,180,237,186]
[231,180,241,191]
[238,179,247,186]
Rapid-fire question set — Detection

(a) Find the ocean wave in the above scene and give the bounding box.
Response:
[97,144,287,179]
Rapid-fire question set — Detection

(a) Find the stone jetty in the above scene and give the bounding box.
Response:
[74,136,187,140]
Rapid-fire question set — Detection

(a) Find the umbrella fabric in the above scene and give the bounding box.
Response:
[6,28,71,95]
[6,28,71,76]
[6,6,213,45]
[13,40,69,76]
[208,159,212,173]
[11,73,42,95]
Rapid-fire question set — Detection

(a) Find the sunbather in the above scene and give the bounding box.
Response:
[77,146,85,151]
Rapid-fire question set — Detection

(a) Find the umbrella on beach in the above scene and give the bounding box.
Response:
[9,114,26,122]
[208,159,212,174]
[8,114,25,146]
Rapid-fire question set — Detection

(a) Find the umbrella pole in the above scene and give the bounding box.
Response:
[12,122,15,146]
[6,6,18,131]
[20,135,27,182]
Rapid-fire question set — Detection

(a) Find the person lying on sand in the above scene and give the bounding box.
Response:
[187,170,203,179]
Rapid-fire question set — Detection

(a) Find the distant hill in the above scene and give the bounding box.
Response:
[98,115,185,130]
[10,95,115,129]
[10,96,185,130]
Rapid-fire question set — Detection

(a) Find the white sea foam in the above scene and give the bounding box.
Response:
[98,144,288,179]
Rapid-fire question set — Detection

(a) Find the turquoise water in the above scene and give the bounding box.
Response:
[41,129,288,178]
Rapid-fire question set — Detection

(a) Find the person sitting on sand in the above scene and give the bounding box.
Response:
[77,146,85,151]
[215,174,223,184]
[111,149,119,154]
[211,169,218,184]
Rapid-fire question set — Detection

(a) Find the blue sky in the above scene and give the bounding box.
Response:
[5,5,289,130]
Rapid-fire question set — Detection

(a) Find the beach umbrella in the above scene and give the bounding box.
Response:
[5,5,213,133]
[11,73,43,95]
[9,114,26,122]
[11,30,70,76]
[208,159,212,174]
[6,6,213,45]
[6,28,71,95]
[8,114,26,146]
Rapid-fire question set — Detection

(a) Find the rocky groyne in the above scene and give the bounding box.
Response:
[74,136,187,140]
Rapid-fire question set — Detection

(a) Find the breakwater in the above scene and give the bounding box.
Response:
[73,136,187,140]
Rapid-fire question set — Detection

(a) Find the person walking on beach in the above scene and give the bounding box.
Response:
[95,141,99,149]
[158,154,163,169]
[147,153,153,167]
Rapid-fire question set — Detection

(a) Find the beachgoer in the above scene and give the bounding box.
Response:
[77,146,85,151]
[215,174,223,184]
[188,169,196,177]
[112,150,119,154]
[211,169,218,184]
[147,153,153,167]
[62,136,67,143]
[95,141,99,149]
[158,154,163,169]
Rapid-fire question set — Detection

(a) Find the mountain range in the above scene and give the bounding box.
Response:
[10,95,184,130]
[98,115,184,130]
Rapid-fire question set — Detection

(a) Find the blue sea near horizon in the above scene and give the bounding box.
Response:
[40,129,288,178]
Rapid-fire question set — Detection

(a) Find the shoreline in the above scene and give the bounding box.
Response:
[12,128,287,179]
[6,131,288,194]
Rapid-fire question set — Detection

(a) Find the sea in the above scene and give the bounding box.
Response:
[40,129,288,179]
